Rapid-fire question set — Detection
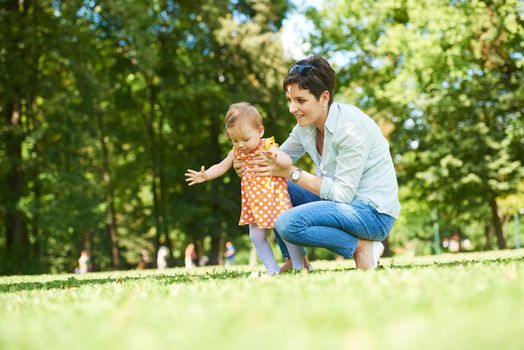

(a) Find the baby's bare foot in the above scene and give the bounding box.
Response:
[280,256,312,273]
[279,259,292,273]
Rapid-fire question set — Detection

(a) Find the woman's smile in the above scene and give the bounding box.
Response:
[286,83,328,128]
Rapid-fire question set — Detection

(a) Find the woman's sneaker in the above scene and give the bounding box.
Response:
[372,241,384,268]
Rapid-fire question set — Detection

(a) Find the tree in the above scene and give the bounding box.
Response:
[307,0,524,251]
[0,0,293,274]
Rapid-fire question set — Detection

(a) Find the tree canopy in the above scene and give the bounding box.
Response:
[1,0,522,274]
[1,0,294,274]
[307,0,523,252]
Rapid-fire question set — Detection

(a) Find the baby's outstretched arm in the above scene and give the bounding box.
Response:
[185,165,208,186]
[185,150,234,186]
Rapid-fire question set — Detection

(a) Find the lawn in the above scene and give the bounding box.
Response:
[1,249,523,350]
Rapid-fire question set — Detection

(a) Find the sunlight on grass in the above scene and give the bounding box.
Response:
[1,250,523,350]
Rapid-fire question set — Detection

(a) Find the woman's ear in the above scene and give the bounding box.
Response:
[321,90,330,108]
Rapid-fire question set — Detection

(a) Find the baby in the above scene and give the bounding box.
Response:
[185,102,304,275]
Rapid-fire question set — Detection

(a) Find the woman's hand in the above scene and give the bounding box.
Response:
[232,158,245,177]
[251,147,292,178]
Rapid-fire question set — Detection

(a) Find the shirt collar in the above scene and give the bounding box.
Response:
[303,102,339,136]
[324,102,339,134]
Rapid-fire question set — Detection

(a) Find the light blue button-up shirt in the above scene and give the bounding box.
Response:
[280,102,401,218]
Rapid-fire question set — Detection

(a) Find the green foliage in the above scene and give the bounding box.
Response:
[0,0,294,274]
[307,0,524,248]
[2,0,522,274]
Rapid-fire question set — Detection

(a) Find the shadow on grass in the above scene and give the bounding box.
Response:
[1,255,522,294]
[375,255,524,274]
[298,255,524,274]
[0,270,251,294]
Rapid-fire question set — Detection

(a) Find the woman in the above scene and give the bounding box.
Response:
[238,56,400,269]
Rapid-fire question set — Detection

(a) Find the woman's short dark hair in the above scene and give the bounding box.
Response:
[283,55,336,105]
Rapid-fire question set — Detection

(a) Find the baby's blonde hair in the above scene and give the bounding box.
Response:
[225,102,263,130]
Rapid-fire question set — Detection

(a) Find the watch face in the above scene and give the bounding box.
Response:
[292,169,300,181]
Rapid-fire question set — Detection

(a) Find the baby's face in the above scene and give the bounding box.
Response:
[227,122,263,154]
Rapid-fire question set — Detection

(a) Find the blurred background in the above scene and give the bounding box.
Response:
[1,0,522,275]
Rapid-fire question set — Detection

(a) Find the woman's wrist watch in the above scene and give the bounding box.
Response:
[290,168,302,183]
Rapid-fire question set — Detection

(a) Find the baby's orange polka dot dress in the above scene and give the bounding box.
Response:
[235,138,292,229]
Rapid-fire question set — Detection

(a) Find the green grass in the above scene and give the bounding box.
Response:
[1,250,524,350]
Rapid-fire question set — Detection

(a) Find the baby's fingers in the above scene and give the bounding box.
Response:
[262,151,277,161]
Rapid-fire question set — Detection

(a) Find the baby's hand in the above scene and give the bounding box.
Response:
[261,149,277,163]
[185,166,207,186]
[264,136,276,150]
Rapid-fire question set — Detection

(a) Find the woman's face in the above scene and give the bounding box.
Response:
[285,83,329,128]
[227,122,264,154]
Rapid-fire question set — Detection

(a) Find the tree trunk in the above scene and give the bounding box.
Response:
[209,235,221,265]
[157,110,172,251]
[194,239,204,261]
[96,111,121,269]
[144,80,172,253]
[145,84,162,250]
[484,222,493,251]
[489,197,506,249]
[205,103,224,267]
[102,142,121,269]
[28,95,46,269]
[4,101,28,254]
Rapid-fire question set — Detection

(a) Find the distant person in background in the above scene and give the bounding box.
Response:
[76,250,91,274]
[157,246,170,270]
[461,238,472,251]
[442,237,450,251]
[184,243,198,269]
[224,241,236,266]
[199,255,209,266]
[137,248,150,269]
[448,232,460,253]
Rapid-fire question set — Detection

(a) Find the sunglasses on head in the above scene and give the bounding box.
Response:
[288,63,315,76]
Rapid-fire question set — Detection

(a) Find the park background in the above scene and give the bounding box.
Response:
[1,0,523,275]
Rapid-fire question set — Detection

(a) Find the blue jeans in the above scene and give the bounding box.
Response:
[274,181,320,259]
[275,182,395,258]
